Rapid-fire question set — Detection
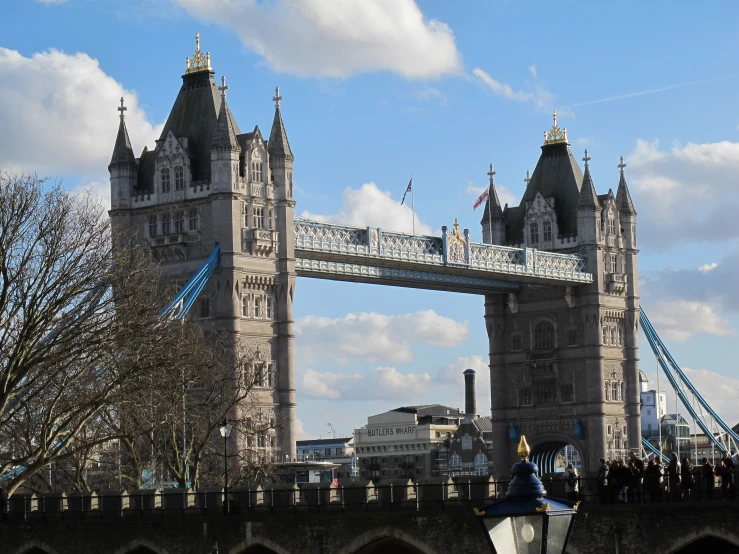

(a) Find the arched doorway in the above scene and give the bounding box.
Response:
[354,538,426,554]
[530,442,583,475]
[672,536,739,554]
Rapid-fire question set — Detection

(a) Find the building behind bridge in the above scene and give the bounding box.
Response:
[295,436,356,478]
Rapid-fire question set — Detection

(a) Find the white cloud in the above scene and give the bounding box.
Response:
[0,48,161,179]
[301,182,435,235]
[176,0,462,79]
[294,418,311,440]
[300,366,431,401]
[69,181,112,213]
[295,309,468,365]
[36,0,68,4]
[647,300,732,342]
[698,263,718,274]
[626,138,739,248]
[466,183,517,209]
[528,65,537,78]
[472,67,553,112]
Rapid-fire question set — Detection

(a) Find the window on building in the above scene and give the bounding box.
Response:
[648,423,652,433]
[647,409,652,416]
[560,383,574,403]
[189,209,199,231]
[610,254,617,273]
[567,327,577,347]
[161,167,171,193]
[175,211,184,233]
[268,208,274,230]
[620,382,625,403]
[474,453,488,466]
[162,213,171,235]
[534,377,558,404]
[241,294,250,317]
[530,222,539,244]
[610,327,617,346]
[533,320,554,350]
[608,217,615,235]
[449,454,462,468]
[252,162,263,182]
[617,326,623,346]
[242,202,248,227]
[254,295,263,318]
[623,426,627,436]
[543,221,552,242]
[520,386,533,406]
[607,425,612,435]
[175,166,184,191]
[200,298,211,318]
[602,325,608,345]
[511,333,522,352]
[148,215,157,237]
[612,381,620,402]
[266,295,275,320]
[254,206,264,229]
[605,382,611,401]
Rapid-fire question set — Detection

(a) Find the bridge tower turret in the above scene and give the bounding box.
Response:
[481,164,506,245]
[108,97,136,220]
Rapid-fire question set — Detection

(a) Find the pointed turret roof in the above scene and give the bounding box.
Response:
[110,97,136,168]
[211,76,240,151]
[616,156,636,215]
[267,87,293,159]
[578,150,599,210]
[479,164,503,225]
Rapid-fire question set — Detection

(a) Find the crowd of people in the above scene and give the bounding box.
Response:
[587,450,737,503]
[560,451,736,504]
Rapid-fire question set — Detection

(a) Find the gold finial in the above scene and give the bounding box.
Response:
[487,163,495,185]
[186,31,212,74]
[273,86,282,108]
[618,156,626,174]
[524,170,531,185]
[543,110,568,145]
[117,97,127,120]
[517,435,531,460]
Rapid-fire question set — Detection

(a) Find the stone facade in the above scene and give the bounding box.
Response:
[482,116,640,477]
[108,36,297,458]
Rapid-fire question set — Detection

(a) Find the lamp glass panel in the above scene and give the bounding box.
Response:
[485,515,544,554]
[219,423,233,438]
[546,513,574,554]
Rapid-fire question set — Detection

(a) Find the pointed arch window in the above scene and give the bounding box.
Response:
[161,167,171,193]
[533,319,554,350]
[511,333,522,352]
[608,216,616,235]
[175,211,184,233]
[175,166,184,191]
[148,215,157,237]
[251,161,264,182]
[162,213,171,235]
[449,454,462,469]
[530,222,539,245]
[612,381,620,402]
[253,206,264,228]
[188,209,199,231]
[543,221,552,242]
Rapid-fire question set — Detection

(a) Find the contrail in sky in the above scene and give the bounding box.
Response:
[560,74,739,109]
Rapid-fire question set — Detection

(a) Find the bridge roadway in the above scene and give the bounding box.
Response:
[2,479,738,554]
[294,221,593,294]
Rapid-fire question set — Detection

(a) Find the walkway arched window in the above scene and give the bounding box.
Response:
[530,221,539,244]
[533,320,554,350]
[543,220,552,242]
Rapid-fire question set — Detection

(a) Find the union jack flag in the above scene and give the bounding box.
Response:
[400,177,413,205]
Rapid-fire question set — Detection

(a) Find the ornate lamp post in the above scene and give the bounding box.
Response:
[477,436,578,554]
[219,419,233,515]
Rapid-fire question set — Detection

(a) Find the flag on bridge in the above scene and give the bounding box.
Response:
[473,189,489,210]
[400,176,413,205]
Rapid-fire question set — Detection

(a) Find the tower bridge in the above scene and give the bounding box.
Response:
[105,33,739,479]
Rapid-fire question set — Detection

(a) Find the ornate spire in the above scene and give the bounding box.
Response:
[616,155,636,215]
[268,86,293,159]
[185,31,212,74]
[211,83,239,152]
[481,163,503,225]
[544,110,568,145]
[578,150,599,210]
[110,97,136,168]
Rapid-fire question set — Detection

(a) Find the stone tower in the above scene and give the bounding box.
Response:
[481,114,639,477]
[108,34,297,459]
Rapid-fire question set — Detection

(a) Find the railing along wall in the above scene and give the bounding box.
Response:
[294,221,592,283]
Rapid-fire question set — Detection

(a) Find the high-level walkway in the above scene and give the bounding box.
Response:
[294,220,592,294]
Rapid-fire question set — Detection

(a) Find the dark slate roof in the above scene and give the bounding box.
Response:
[578,165,600,210]
[136,147,156,194]
[211,96,240,151]
[505,142,583,242]
[473,416,492,433]
[268,106,293,158]
[236,132,255,152]
[137,69,240,191]
[109,118,136,168]
[479,182,504,226]
[616,172,636,215]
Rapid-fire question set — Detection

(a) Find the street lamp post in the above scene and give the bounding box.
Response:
[477,436,578,554]
[219,419,233,515]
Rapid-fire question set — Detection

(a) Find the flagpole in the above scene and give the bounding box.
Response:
[410,173,415,236]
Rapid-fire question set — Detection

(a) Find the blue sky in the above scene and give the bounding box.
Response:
[3,0,739,439]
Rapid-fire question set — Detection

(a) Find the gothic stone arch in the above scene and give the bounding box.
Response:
[11,540,61,554]
[667,526,739,554]
[228,536,291,554]
[112,538,171,554]
[337,527,439,554]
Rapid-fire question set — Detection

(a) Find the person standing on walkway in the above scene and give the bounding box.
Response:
[629,452,645,502]
[564,463,578,502]
[668,453,681,502]
[644,459,662,503]
[720,452,736,500]
[680,457,694,501]
[597,458,610,504]
[702,457,715,500]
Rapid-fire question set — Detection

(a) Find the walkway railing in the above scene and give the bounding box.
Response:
[294,221,592,284]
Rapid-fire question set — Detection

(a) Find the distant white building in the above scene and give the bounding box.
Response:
[639,370,667,438]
